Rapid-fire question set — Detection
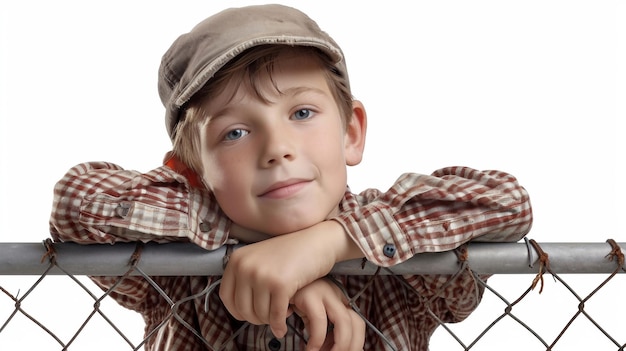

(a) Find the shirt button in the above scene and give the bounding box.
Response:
[383,243,396,258]
[115,203,131,218]
[199,222,210,232]
[268,337,281,351]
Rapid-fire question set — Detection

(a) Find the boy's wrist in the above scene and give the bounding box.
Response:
[323,220,363,263]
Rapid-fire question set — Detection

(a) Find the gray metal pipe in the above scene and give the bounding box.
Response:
[0,241,624,276]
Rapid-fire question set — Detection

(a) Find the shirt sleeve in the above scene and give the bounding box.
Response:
[49,161,231,250]
[333,166,533,267]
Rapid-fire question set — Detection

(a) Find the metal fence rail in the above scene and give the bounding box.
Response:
[1,239,625,350]
[1,240,624,276]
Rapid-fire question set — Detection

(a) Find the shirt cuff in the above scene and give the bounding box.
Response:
[332,203,411,267]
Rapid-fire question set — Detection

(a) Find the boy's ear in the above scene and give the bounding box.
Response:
[344,100,367,166]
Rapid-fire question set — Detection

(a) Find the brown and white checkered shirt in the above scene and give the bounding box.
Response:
[50,162,532,350]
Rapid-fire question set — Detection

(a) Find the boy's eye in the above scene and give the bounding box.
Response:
[224,129,249,141]
[292,109,314,120]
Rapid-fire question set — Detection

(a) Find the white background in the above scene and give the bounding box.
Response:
[1,1,624,350]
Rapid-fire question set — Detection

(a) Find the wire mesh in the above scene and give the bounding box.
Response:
[1,239,624,350]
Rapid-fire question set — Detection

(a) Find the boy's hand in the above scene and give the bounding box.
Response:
[219,220,362,338]
[291,278,365,351]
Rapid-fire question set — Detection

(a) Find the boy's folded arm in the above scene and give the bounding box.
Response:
[49,161,231,250]
[333,166,534,267]
[48,162,232,316]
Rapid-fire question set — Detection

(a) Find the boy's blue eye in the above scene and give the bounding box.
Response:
[224,129,249,141]
[292,109,313,120]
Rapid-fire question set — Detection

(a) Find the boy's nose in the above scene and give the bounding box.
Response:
[265,152,294,166]
[260,129,296,167]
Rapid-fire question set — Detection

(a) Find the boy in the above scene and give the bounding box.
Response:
[50,4,533,350]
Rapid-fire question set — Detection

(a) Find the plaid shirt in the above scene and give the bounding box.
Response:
[49,162,533,350]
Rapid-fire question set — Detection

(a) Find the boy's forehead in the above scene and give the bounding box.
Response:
[203,52,332,113]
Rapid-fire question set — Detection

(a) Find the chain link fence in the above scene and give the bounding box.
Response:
[1,239,624,350]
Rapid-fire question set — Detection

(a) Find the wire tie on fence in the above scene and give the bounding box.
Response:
[40,238,57,264]
[455,244,469,263]
[528,239,553,294]
[223,244,234,270]
[129,242,144,267]
[605,239,625,267]
[524,237,534,268]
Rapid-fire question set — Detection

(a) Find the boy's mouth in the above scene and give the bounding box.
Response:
[258,179,311,199]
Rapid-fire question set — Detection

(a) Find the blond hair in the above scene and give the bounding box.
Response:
[171,45,353,176]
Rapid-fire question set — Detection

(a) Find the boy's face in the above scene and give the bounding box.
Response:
[199,50,364,236]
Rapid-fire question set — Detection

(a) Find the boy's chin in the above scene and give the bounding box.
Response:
[228,223,272,243]
[228,219,319,243]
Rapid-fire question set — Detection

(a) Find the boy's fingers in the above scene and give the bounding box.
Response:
[290,301,326,351]
[269,292,290,338]
[253,288,271,324]
[301,308,327,351]
[233,284,263,324]
[348,311,366,351]
[218,271,242,319]
[326,304,353,350]
[325,297,365,351]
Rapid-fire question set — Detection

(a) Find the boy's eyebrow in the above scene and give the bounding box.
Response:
[205,108,232,125]
[281,85,329,98]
